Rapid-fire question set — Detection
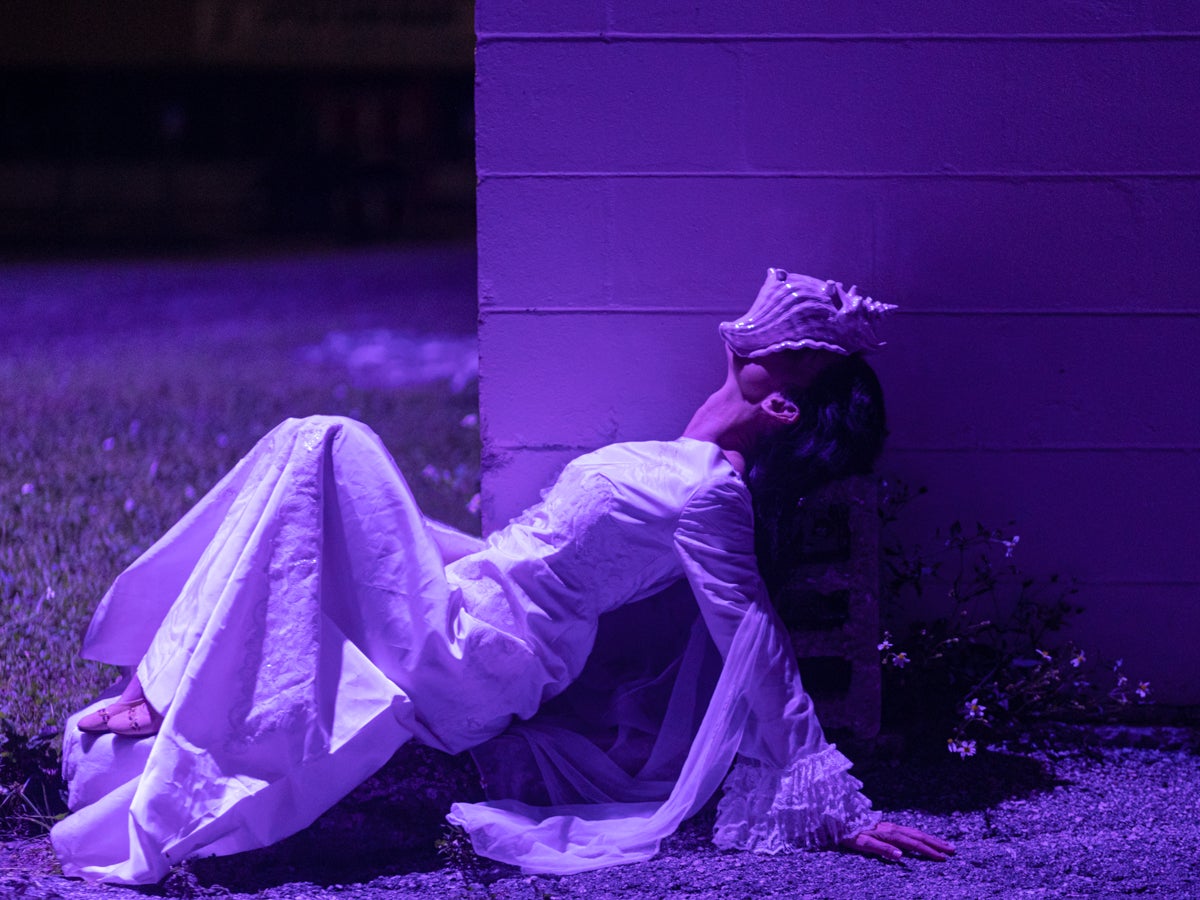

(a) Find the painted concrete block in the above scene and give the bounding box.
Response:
[607,0,1199,35]
[478,310,723,449]
[478,177,878,310]
[868,179,1200,313]
[476,178,609,310]
[476,1,605,35]
[744,41,1200,173]
[605,179,878,306]
[476,42,743,172]
[478,0,1200,37]
[776,477,881,738]
[481,177,1200,315]
[479,39,1200,174]
[602,177,1200,313]
[875,315,1200,449]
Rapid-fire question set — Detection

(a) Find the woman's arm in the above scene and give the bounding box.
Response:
[674,474,953,860]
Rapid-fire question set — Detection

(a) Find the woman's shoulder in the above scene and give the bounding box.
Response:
[580,437,728,472]
[571,439,729,485]
[571,438,747,510]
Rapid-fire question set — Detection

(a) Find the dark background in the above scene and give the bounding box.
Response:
[0,0,475,255]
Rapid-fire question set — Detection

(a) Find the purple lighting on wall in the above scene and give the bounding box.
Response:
[476,2,1200,703]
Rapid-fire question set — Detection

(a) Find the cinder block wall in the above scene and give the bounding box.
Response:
[475,3,1200,703]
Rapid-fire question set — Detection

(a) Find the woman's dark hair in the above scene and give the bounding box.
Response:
[745,353,887,594]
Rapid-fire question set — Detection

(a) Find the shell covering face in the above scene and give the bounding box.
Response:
[719,269,896,359]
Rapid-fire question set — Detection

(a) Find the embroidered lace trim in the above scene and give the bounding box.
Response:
[713,744,881,853]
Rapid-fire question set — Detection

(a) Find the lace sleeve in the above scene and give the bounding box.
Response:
[714,745,881,852]
[675,474,881,853]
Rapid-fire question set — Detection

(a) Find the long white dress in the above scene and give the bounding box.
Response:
[51,416,879,884]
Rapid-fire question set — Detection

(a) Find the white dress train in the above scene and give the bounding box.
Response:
[52,417,878,884]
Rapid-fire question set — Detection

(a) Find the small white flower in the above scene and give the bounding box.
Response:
[890,651,910,669]
[43,586,56,601]
[1070,650,1086,668]
[459,413,479,428]
[877,634,893,652]
[1036,649,1052,663]
[947,738,976,758]
[964,698,986,720]
[1136,681,1151,699]
[20,482,34,495]
[947,738,978,758]
[466,493,482,515]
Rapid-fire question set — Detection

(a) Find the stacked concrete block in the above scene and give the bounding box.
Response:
[772,476,880,740]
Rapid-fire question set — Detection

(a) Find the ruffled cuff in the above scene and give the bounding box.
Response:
[713,744,881,853]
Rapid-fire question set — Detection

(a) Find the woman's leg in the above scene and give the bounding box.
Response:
[55,416,445,883]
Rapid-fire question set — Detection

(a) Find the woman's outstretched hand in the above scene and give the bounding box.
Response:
[839,821,956,862]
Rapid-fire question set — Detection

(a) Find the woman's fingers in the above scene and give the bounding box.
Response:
[906,827,956,856]
[879,823,956,856]
[841,831,904,861]
[875,829,948,861]
[841,822,957,862]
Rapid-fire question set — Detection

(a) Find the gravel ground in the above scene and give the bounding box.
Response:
[2,727,1197,899]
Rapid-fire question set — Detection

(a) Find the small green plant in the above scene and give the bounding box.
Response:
[0,717,66,834]
[877,480,1151,758]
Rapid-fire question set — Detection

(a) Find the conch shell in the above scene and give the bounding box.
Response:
[719,268,896,358]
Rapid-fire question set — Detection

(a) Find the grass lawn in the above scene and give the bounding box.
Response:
[0,304,480,740]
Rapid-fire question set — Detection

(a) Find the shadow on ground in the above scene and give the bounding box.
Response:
[185,733,1066,894]
[185,743,486,893]
[851,741,1067,815]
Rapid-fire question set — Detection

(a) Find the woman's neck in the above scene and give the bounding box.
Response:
[682,379,761,475]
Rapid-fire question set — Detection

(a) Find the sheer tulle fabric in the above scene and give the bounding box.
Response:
[446,588,788,872]
[53,420,876,883]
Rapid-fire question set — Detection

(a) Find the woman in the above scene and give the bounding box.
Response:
[52,269,953,883]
